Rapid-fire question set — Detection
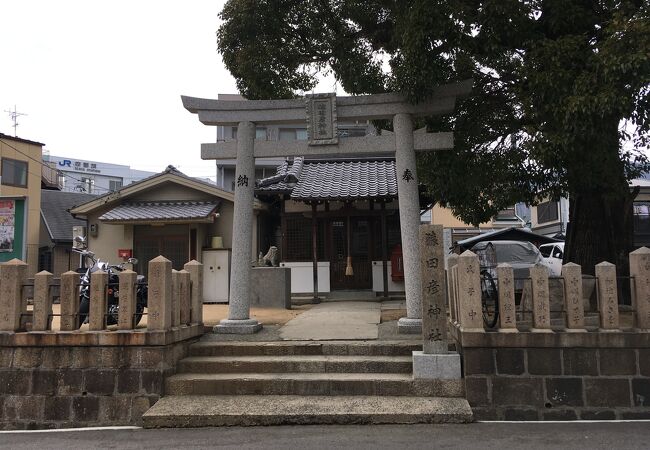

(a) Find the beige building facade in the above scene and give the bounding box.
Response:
[0,133,45,275]
[70,166,264,279]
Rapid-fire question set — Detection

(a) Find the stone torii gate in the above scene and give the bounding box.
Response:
[182,80,471,334]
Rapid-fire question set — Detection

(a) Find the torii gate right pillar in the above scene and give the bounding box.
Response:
[394,113,423,333]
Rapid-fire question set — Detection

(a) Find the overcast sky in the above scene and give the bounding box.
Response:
[0,1,313,180]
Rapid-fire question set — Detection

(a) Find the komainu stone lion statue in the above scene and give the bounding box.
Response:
[262,246,279,267]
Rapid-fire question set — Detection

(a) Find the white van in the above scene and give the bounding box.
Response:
[539,242,565,277]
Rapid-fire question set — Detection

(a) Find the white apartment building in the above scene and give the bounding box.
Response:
[213,94,370,191]
[44,155,156,195]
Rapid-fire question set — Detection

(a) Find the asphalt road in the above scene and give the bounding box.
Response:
[1,422,650,450]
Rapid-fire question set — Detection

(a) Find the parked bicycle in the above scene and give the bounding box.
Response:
[471,241,500,328]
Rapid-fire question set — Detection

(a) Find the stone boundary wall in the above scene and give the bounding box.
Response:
[0,256,206,429]
[453,328,650,420]
[0,331,200,429]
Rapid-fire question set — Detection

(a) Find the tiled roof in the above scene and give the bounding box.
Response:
[99,201,220,222]
[256,158,398,200]
[41,191,98,242]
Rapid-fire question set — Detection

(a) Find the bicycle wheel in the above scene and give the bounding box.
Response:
[480,270,499,328]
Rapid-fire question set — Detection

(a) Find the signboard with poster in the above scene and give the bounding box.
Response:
[0,200,15,252]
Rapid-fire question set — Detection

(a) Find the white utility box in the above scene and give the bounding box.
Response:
[202,249,231,303]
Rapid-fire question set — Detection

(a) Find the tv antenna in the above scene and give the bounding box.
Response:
[4,105,27,137]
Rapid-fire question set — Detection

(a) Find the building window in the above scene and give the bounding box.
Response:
[1,158,28,187]
[537,201,559,224]
[279,128,308,141]
[255,127,267,140]
[338,127,366,138]
[634,202,650,247]
[495,206,517,221]
[109,179,123,192]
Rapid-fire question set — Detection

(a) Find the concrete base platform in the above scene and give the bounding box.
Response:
[412,350,462,379]
[397,317,422,334]
[214,319,262,334]
[143,395,473,427]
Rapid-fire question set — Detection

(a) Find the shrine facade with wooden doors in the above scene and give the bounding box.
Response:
[255,156,405,297]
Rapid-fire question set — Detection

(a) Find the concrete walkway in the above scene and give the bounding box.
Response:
[279,301,381,340]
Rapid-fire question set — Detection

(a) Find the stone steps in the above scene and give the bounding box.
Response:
[177,355,413,374]
[143,395,473,427]
[144,339,473,427]
[189,340,421,356]
[165,372,465,397]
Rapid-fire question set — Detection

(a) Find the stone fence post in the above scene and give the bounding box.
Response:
[595,261,619,330]
[446,254,459,324]
[456,250,483,331]
[89,270,108,331]
[179,270,191,326]
[184,260,203,325]
[0,259,28,331]
[60,271,79,331]
[171,270,181,327]
[629,247,650,330]
[32,270,53,331]
[562,262,586,331]
[496,263,517,331]
[118,269,137,330]
[530,264,551,332]
[148,256,172,331]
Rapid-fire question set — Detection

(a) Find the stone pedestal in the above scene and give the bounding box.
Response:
[251,267,291,309]
[214,318,262,334]
[412,350,461,379]
[394,113,423,334]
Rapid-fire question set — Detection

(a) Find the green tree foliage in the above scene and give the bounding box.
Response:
[219,0,650,271]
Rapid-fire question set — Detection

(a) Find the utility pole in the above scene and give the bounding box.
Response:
[4,105,27,137]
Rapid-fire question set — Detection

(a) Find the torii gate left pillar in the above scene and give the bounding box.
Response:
[182,81,471,334]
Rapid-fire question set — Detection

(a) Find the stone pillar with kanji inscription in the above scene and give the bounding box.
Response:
[530,264,552,332]
[456,250,484,331]
[412,225,461,379]
[215,121,262,334]
[596,261,619,331]
[394,113,423,334]
[629,247,650,330]
[562,262,586,331]
[497,263,517,332]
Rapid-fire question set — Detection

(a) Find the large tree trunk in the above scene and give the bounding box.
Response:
[564,188,636,277]
[563,113,636,281]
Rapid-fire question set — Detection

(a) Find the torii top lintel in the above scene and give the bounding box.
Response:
[182,79,472,127]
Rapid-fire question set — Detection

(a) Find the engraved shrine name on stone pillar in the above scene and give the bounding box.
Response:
[530,264,551,331]
[562,262,585,330]
[420,224,447,354]
[306,93,338,145]
[595,261,619,330]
